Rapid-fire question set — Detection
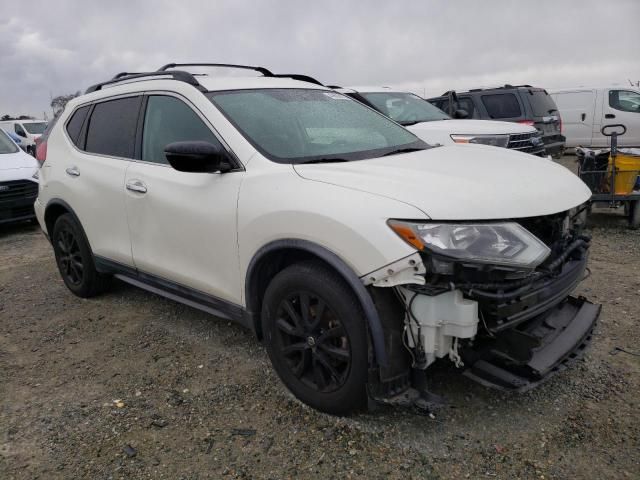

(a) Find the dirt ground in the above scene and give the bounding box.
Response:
[1,158,639,479]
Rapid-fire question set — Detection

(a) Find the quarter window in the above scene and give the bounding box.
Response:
[142,95,222,164]
[65,106,90,147]
[481,93,522,119]
[85,96,142,158]
[14,124,26,137]
[609,90,640,113]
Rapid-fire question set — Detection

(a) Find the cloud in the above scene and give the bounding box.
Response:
[0,0,638,117]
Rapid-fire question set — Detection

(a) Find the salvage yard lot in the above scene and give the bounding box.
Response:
[1,164,639,479]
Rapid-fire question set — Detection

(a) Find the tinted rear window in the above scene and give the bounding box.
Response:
[85,96,142,158]
[527,90,558,116]
[65,106,90,146]
[481,93,521,118]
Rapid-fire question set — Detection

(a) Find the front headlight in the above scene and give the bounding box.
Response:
[450,134,510,148]
[388,220,551,269]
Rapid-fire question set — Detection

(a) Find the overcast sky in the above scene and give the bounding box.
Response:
[1,0,639,118]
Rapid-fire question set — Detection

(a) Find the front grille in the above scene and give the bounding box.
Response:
[0,180,38,204]
[508,132,545,155]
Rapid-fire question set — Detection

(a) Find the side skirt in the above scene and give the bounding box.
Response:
[95,256,252,330]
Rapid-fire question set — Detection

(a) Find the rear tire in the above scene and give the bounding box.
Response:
[261,261,368,415]
[629,200,640,230]
[52,213,110,297]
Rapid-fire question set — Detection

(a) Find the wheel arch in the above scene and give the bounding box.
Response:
[44,199,93,252]
[245,239,388,367]
[44,199,75,235]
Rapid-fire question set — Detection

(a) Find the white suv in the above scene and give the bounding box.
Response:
[333,86,546,155]
[36,64,600,414]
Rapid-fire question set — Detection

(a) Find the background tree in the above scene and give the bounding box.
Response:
[51,91,81,117]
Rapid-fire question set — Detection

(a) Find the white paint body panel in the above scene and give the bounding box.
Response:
[407,119,536,146]
[550,87,640,148]
[0,146,38,182]
[294,144,591,220]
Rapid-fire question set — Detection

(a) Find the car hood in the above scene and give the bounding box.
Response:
[407,119,537,136]
[293,144,591,220]
[0,151,38,182]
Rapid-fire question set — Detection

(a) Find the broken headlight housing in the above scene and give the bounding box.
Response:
[388,221,551,270]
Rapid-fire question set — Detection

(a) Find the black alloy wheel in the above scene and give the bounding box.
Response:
[262,261,368,415]
[274,291,351,393]
[52,213,110,297]
[56,225,84,286]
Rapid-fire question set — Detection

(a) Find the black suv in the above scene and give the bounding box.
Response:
[428,85,565,157]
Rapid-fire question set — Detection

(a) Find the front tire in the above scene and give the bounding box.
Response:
[261,261,368,415]
[52,213,110,297]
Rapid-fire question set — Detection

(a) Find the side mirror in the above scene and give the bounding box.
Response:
[164,141,232,173]
[453,109,469,119]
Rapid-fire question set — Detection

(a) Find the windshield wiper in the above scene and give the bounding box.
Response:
[399,120,425,126]
[299,158,350,164]
[382,147,426,156]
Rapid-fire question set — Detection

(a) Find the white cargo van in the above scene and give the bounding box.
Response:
[550,87,640,148]
[0,119,48,155]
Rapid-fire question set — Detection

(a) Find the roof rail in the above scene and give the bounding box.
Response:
[158,63,324,86]
[158,63,274,76]
[269,74,324,86]
[85,70,204,94]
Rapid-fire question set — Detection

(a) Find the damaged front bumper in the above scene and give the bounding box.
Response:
[462,295,600,391]
[364,229,601,404]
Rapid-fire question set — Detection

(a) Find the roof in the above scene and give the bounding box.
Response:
[197,75,328,91]
[341,85,406,94]
[71,74,329,109]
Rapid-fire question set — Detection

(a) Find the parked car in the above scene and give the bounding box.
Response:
[0,128,39,224]
[333,86,545,155]
[549,87,640,148]
[0,119,48,156]
[428,85,565,157]
[35,64,599,415]
[1,129,27,151]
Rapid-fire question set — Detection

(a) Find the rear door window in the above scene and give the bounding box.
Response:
[437,97,478,118]
[85,96,142,158]
[481,93,522,119]
[65,106,90,147]
[527,90,558,116]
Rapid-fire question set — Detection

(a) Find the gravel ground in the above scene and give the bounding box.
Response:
[1,158,639,479]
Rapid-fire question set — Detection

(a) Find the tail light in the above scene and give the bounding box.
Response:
[518,120,535,127]
[558,115,563,134]
[35,138,47,166]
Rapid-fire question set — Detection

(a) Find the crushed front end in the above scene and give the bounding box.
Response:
[366,206,600,404]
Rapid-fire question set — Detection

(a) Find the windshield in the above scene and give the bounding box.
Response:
[360,92,450,124]
[207,89,427,163]
[23,122,47,134]
[0,129,20,154]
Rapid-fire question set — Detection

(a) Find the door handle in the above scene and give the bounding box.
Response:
[605,113,616,119]
[126,180,147,194]
[65,166,80,177]
[581,113,586,121]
